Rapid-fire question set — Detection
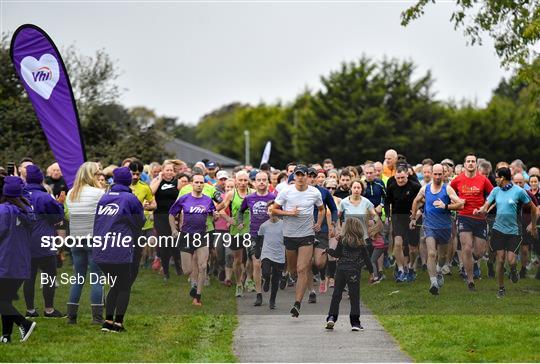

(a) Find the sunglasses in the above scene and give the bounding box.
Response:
[326,186,337,190]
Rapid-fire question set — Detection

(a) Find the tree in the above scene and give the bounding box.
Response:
[0,35,170,168]
[296,57,444,166]
[63,46,122,119]
[0,35,53,167]
[401,1,540,70]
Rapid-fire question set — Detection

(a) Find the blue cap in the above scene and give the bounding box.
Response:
[287,174,295,184]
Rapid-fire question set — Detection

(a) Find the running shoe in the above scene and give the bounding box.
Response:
[429,282,439,295]
[395,271,405,283]
[101,321,115,332]
[510,268,519,284]
[325,319,335,330]
[319,281,327,294]
[189,285,197,298]
[279,274,288,290]
[245,279,256,292]
[287,275,296,287]
[407,270,416,282]
[25,310,39,318]
[269,300,276,310]
[473,263,481,279]
[290,302,301,317]
[235,285,243,298]
[436,273,444,288]
[378,273,386,282]
[263,277,270,292]
[351,324,364,331]
[192,297,202,306]
[111,323,126,332]
[441,264,451,275]
[497,287,506,298]
[383,255,390,268]
[19,321,36,342]
[254,293,262,307]
[308,291,317,303]
[44,309,66,318]
[468,281,476,291]
[0,335,10,343]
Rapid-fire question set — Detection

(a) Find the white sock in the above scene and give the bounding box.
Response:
[430,277,437,285]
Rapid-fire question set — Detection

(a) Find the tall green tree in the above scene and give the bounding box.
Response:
[401,1,540,70]
[297,57,444,165]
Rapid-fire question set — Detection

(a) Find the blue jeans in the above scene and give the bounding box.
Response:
[68,247,103,305]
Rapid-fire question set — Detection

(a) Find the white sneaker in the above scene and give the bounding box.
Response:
[436,273,444,288]
[441,264,451,275]
[325,319,335,330]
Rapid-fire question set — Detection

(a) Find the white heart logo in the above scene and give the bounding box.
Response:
[20,54,60,100]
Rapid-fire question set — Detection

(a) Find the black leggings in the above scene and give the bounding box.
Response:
[327,269,361,325]
[23,255,57,310]
[261,259,284,303]
[97,263,132,324]
[0,279,27,336]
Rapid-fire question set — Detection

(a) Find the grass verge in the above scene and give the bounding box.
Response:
[1,267,237,362]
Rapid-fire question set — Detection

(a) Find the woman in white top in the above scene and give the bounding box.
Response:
[65,162,105,325]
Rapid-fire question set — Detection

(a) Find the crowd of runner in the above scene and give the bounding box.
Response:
[0,150,539,340]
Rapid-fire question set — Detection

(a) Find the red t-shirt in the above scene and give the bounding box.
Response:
[450,173,494,219]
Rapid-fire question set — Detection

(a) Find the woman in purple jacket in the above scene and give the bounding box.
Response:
[22,165,65,318]
[0,176,37,343]
[92,168,145,333]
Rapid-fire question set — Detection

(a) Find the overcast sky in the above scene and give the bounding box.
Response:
[2,1,509,123]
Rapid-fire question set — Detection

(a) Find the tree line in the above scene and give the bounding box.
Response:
[1,36,539,169]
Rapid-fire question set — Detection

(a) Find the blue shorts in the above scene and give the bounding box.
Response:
[457,216,488,240]
[423,227,451,245]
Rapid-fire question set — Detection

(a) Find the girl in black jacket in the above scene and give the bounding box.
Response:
[325,217,373,331]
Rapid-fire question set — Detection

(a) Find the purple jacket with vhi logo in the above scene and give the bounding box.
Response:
[0,202,34,279]
[92,184,145,264]
[25,183,64,258]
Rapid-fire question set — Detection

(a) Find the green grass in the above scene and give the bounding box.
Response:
[1,267,237,362]
[361,263,540,362]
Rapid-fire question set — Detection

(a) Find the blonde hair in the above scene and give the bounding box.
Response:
[341,217,366,247]
[69,162,101,202]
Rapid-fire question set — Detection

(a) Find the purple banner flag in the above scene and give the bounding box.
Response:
[10,24,85,188]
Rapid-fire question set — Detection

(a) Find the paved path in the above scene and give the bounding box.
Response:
[233,284,412,362]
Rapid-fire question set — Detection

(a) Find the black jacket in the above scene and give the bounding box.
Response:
[327,240,373,273]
